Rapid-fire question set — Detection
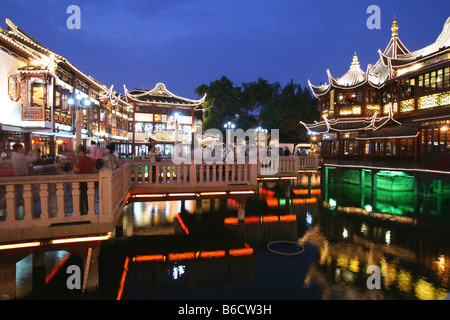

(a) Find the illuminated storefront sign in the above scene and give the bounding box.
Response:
[22,105,45,121]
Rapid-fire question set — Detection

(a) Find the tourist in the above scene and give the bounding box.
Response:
[148,144,159,182]
[11,143,38,176]
[88,141,104,170]
[104,143,119,169]
[110,142,119,159]
[74,145,94,215]
[301,148,307,156]
[148,144,160,162]
[74,145,94,174]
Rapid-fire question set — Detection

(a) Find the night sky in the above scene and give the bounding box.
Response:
[2,0,450,98]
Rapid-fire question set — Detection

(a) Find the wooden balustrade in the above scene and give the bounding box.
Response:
[0,156,319,243]
[130,161,258,189]
[258,155,319,176]
[0,163,131,243]
[297,155,319,169]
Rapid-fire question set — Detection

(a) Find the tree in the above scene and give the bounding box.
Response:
[195,76,244,132]
[195,76,318,144]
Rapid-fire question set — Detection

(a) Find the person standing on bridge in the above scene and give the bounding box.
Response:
[88,141,104,171]
[11,143,38,176]
[104,144,119,169]
[10,143,38,209]
[11,143,37,177]
[74,145,94,215]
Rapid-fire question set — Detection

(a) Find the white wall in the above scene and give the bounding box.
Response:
[0,48,25,127]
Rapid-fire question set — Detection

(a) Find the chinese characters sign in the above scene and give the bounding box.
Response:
[22,106,44,121]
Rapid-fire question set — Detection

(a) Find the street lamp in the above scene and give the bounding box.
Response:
[67,93,92,149]
[223,121,236,161]
[223,121,235,130]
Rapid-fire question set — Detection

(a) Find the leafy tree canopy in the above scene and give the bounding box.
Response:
[195,76,319,144]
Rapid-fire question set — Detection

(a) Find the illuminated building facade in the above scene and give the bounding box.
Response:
[0,19,131,157]
[124,83,205,157]
[303,17,450,172]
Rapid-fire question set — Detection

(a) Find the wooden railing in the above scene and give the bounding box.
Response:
[129,161,258,193]
[258,155,319,176]
[297,155,319,170]
[0,156,319,243]
[0,163,131,243]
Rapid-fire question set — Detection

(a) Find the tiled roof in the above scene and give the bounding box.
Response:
[356,124,418,139]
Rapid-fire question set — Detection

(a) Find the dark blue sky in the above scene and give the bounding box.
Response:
[2,0,450,98]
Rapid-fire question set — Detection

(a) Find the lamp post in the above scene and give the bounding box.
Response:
[68,93,91,149]
[255,126,266,151]
[223,122,236,161]
[223,121,236,130]
[223,121,236,147]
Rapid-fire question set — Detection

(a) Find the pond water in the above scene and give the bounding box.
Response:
[19,172,450,300]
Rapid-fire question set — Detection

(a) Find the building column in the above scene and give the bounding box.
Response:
[115,214,124,239]
[414,177,420,196]
[360,169,365,189]
[371,170,379,192]
[0,259,16,300]
[238,199,246,221]
[307,172,312,188]
[32,252,46,294]
[285,183,291,198]
[24,132,32,152]
[335,167,342,186]
[423,179,431,198]
[83,244,101,293]
[195,198,202,214]
[436,180,445,195]
[49,135,56,158]
[323,166,329,185]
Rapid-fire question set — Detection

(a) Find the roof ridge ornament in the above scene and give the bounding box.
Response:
[391,15,399,37]
[350,52,361,70]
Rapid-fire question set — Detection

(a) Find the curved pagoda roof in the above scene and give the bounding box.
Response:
[309,17,411,97]
[309,16,450,98]
[379,16,450,69]
[124,82,206,108]
[300,103,405,136]
[3,19,111,94]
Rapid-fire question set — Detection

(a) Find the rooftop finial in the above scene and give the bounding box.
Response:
[391,15,399,37]
[350,52,360,70]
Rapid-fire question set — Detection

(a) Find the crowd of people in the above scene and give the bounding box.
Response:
[0,141,122,178]
[0,141,123,216]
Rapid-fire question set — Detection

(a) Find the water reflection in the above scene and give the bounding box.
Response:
[317,180,450,300]
[16,250,70,299]
[119,172,450,300]
[16,172,450,300]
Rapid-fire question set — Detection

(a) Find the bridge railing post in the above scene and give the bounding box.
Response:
[98,168,113,221]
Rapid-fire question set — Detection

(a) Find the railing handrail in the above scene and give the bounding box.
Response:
[0,163,132,243]
[0,156,320,242]
[0,173,99,185]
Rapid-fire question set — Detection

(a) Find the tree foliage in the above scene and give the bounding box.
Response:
[195,76,319,143]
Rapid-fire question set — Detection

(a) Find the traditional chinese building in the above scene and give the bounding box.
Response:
[0,19,131,158]
[302,17,450,172]
[124,82,205,157]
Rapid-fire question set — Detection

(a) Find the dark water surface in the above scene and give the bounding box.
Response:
[19,173,450,300]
